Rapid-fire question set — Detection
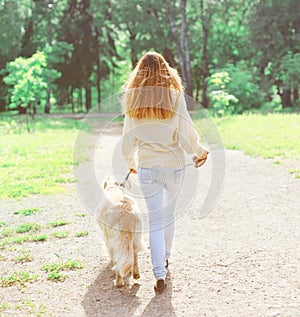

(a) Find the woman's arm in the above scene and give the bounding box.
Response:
[177,94,208,159]
[122,115,138,171]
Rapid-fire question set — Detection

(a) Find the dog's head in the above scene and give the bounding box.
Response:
[102,176,118,190]
[102,175,131,191]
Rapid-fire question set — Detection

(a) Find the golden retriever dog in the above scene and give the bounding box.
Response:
[96,176,145,287]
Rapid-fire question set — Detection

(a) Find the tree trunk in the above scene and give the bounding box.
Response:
[96,70,101,112]
[129,32,138,69]
[165,3,186,83]
[181,0,193,100]
[70,87,74,113]
[79,88,83,112]
[293,88,299,102]
[195,72,201,101]
[200,0,210,108]
[44,87,51,113]
[85,86,92,112]
[281,89,292,108]
[94,27,101,112]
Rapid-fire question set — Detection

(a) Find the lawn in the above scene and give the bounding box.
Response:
[197,112,300,178]
[0,112,299,200]
[205,113,300,160]
[0,115,87,199]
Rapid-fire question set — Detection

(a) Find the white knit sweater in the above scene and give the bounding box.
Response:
[122,93,207,169]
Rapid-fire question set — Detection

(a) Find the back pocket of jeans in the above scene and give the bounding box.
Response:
[174,168,184,184]
[139,168,157,184]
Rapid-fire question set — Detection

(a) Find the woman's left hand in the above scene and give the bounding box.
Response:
[193,151,209,168]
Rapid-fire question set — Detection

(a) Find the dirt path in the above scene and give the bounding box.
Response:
[1,125,300,317]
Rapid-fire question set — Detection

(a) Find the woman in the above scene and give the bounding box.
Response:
[121,51,208,293]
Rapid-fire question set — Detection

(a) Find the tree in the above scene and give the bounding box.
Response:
[55,0,96,112]
[0,0,32,111]
[3,51,60,114]
[164,0,193,99]
[250,0,300,107]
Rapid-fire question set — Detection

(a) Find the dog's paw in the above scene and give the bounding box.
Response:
[114,278,124,288]
[133,271,140,280]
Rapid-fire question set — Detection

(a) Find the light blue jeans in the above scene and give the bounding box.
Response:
[138,167,184,280]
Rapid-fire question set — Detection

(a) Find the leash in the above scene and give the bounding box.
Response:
[118,170,132,188]
[118,156,207,189]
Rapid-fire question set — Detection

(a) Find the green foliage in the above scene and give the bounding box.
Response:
[13,249,34,263]
[0,302,10,311]
[41,259,83,282]
[0,116,86,199]
[11,235,30,244]
[51,231,69,239]
[278,52,300,90]
[0,271,38,287]
[3,50,61,111]
[208,72,238,116]
[250,0,300,107]
[15,223,41,234]
[4,51,48,104]
[0,0,299,113]
[289,169,300,179]
[47,220,70,228]
[224,63,264,112]
[46,271,67,282]
[1,228,14,237]
[0,1,31,59]
[208,63,264,114]
[213,113,300,162]
[75,213,86,217]
[29,234,47,242]
[14,208,42,216]
[75,231,89,238]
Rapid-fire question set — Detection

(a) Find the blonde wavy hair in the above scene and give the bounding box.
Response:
[121,51,183,119]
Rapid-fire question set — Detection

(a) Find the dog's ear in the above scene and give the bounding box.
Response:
[102,176,110,189]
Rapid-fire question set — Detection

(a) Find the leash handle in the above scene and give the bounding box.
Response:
[119,170,132,188]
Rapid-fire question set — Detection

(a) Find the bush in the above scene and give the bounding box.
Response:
[208,62,264,115]
[207,71,238,116]
[225,62,264,112]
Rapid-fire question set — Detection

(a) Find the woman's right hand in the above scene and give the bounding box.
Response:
[193,151,209,168]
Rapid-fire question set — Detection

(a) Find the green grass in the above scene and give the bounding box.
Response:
[41,259,84,282]
[51,231,69,239]
[7,300,47,316]
[15,223,41,233]
[209,113,300,161]
[46,219,70,228]
[0,115,89,199]
[1,227,14,237]
[11,235,30,244]
[30,234,47,242]
[289,169,300,178]
[46,271,67,282]
[0,271,38,287]
[75,213,87,217]
[2,112,297,201]
[1,233,47,247]
[14,208,42,216]
[13,249,34,263]
[0,302,10,310]
[75,231,89,237]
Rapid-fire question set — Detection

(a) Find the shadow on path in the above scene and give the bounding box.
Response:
[82,263,176,317]
[140,273,177,317]
[82,262,141,317]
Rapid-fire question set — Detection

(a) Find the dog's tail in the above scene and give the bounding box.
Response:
[115,198,136,277]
